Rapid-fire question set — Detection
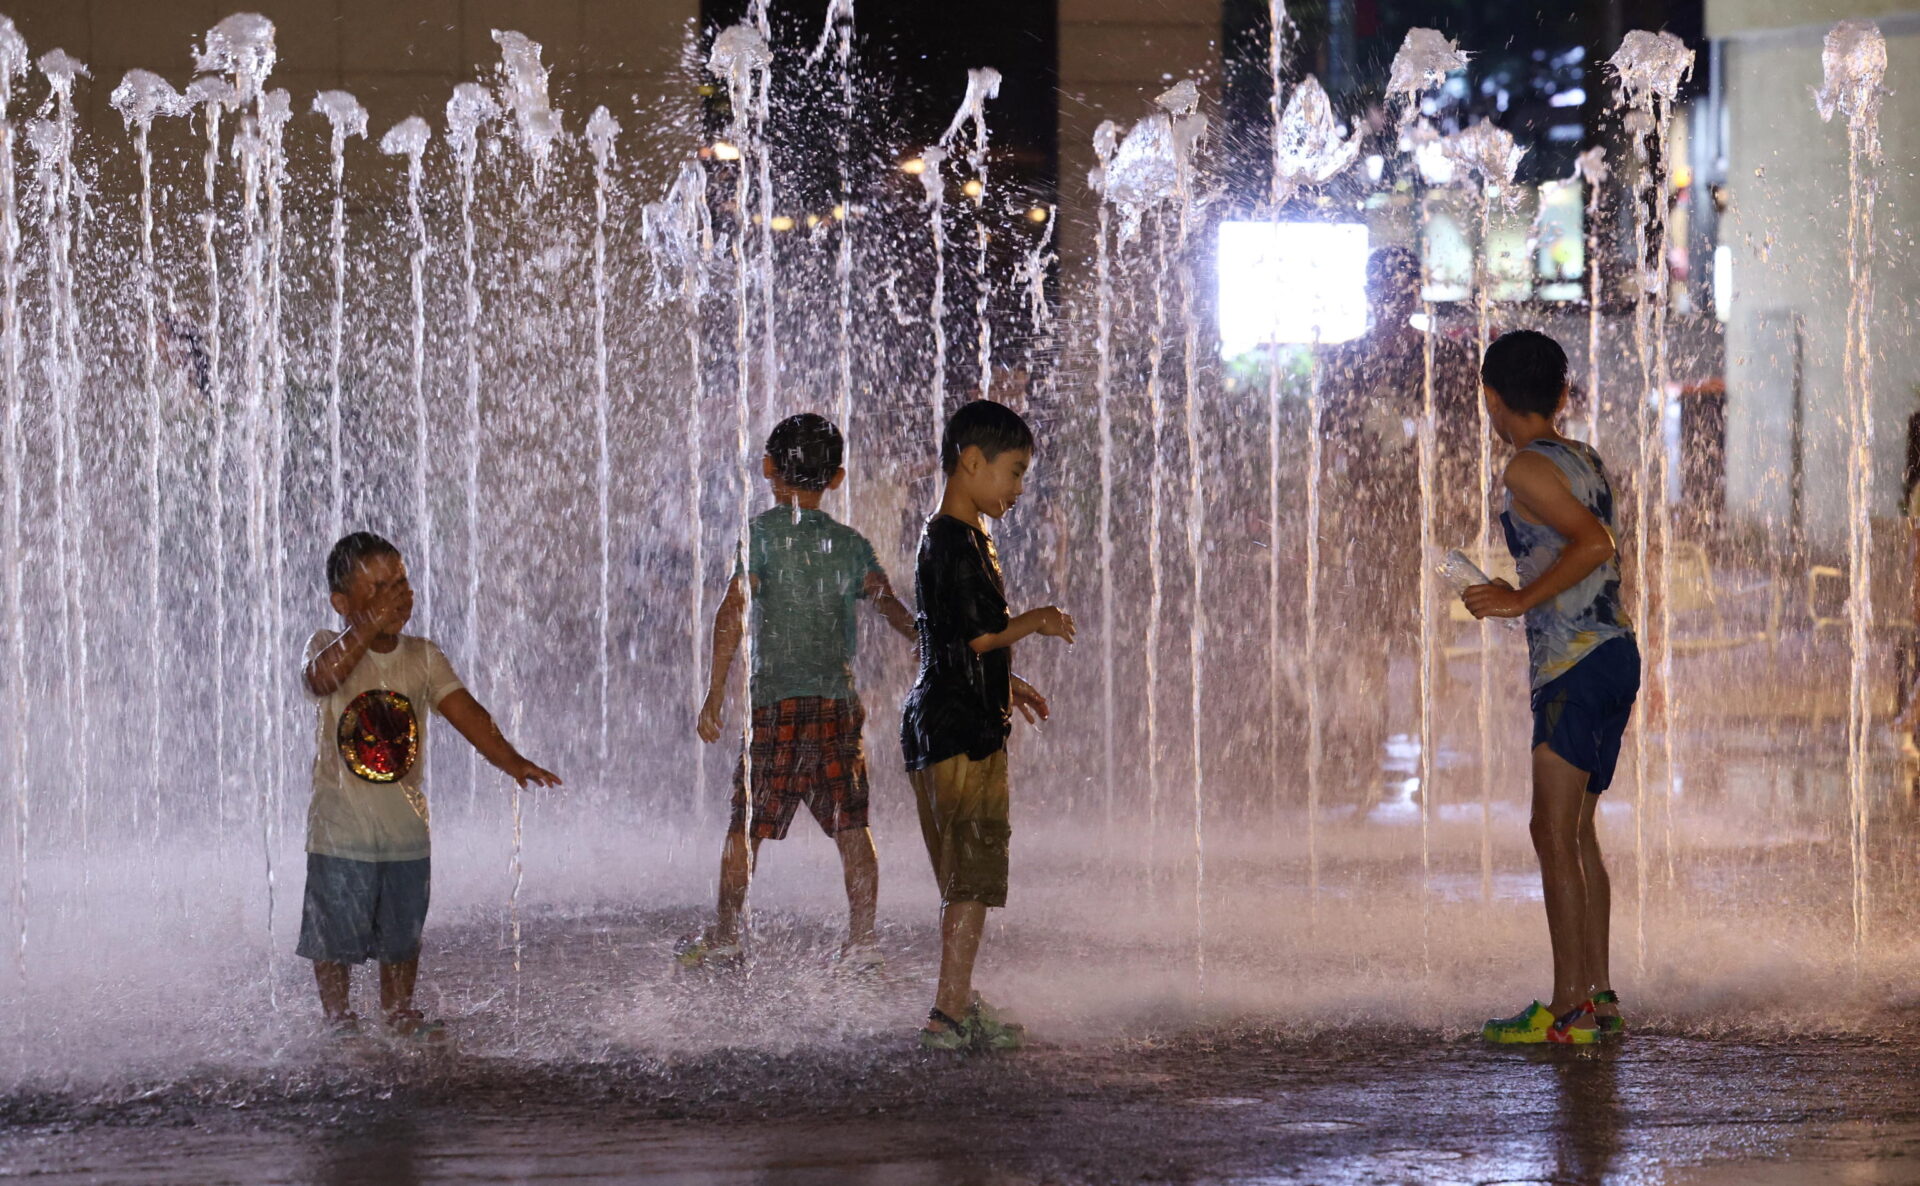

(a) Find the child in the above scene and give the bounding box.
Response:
[903,399,1073,1052]
[299,532,560,1038]
[1461,331,1639,1045]
[684,413,916,968]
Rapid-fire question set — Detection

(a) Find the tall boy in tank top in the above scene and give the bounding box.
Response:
[1459,330,1640,1045]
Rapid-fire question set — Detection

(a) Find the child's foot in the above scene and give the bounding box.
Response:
[385,1008,448,1043]
[1546,1002,1601,1046]
[325,1011,364,1039]
[967,993,1025,1051]
[1590,989,1626,1038]
[917,1008,975,1053]
[1481,1000,1556,1044]
[674,932,744,971]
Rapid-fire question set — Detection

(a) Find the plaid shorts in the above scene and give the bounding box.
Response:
[730,696,870,840]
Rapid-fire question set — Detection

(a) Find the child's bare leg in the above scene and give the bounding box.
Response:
[1577,792,1616,1016]
[932,900,986,1022]
[1530,743,1592,1018]
[379,958,418,1018]
[835,827,878,947]
[313,960,352,1019]
[714,832,757,944]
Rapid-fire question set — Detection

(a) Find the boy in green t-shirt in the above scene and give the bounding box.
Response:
[682,414,916,968]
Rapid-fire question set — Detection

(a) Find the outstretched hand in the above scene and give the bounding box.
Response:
[1033,606,1076,644]
[510,758,562,789]
[1462,579,1525,620]
[1011,675,1050,726]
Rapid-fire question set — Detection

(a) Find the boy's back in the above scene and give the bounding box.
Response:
[745,505,881,706]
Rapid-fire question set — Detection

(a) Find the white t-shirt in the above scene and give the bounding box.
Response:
[304,631,466,862]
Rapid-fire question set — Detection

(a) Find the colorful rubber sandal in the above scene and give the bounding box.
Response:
[1547,1002,1601,1046]
[385,1008,449,1043]
[1482,1000,1556,1044]
[1590,990,1625,1037]
[967,994,1025,1051]
[918,1008,974,1053]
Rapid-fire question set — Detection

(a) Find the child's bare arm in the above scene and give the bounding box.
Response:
[969,606,1075,653]
[438,689,561,788]
[1463,452,1616,620]
[863,569,916,641]
[697,574,748,742]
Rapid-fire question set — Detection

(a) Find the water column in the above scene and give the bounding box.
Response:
[939,69,1001,399]
[1608,30,1694,965]
[1102,110,1178,877]
[1271,74,1364,901]
[1090,121,1119,830]
[919,144,949,438]
[1440,121,1523,911]
[262,90,293,961]
[314,92,367,547]
[188,76,234,831]
[109,71,188,844]
[380,118,432,634]
[809,0,856,471]
[489,35,560,965]
[710,22,772,848]
[1159,77,1210,984]
[1265,1,1290,839]
[446,81,498,810]
[200,13,281,993]
[32,51,87,859]
[748,2,778,426]
[1388,27,1466,959]
[1815,20,1888,960]
[588,108,619,763]
[0,17,25,987]
[1575,147,1609,448]
[642,162,713,823]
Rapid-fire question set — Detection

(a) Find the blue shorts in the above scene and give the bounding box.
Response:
[295,854,431,964]
[1531,636,1640,793]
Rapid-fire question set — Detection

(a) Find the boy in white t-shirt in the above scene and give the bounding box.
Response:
[298,532,559,1039]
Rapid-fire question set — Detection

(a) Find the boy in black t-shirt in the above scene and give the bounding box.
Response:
[902,400,1075,1052]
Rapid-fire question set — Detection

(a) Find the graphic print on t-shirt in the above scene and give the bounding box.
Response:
[337,689,419,783]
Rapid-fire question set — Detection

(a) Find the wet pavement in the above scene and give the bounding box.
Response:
[5,1023,1920,1183]
[5,900,1920,1185]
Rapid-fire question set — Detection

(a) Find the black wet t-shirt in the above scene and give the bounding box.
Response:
[901,514,1012,771]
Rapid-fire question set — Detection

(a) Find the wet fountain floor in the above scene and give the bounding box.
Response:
[5,903,1920,1184]
[5,1017,1919,1183]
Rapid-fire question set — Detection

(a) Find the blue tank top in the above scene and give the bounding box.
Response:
[1499,438,1634,689]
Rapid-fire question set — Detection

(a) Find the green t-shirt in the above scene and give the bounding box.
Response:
[736,505,884,706]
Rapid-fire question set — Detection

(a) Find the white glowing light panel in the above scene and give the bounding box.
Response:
[1216,221,1370,355]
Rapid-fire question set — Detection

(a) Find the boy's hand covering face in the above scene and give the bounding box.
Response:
[334,554,413,638]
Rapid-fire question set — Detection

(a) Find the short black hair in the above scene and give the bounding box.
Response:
[941,399,1034,476]
[327,531,401,594]
[765,413,843,491]
[1481,329,1569,417]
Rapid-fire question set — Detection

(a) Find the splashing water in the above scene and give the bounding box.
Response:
[493,30,561,185]
[313,91,365,548]
[1387,28,1467,127]
[940,67,1001,399]
[1271,76,1361,203]
[1573,145,1609,448]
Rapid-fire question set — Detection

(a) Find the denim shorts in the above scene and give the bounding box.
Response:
[295,853,431,964]
[1532,636,1641,794]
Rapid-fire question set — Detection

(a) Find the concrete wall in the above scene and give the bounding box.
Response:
[1056,0,1222,286]
[1712,2,1920,553]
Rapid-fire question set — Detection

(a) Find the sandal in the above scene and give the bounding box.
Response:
[1590,989,1626,1038]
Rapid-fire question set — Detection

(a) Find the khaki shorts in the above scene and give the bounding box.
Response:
[908,749,1010,907]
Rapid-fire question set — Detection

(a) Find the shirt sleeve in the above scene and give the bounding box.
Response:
[421,640,468,714]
